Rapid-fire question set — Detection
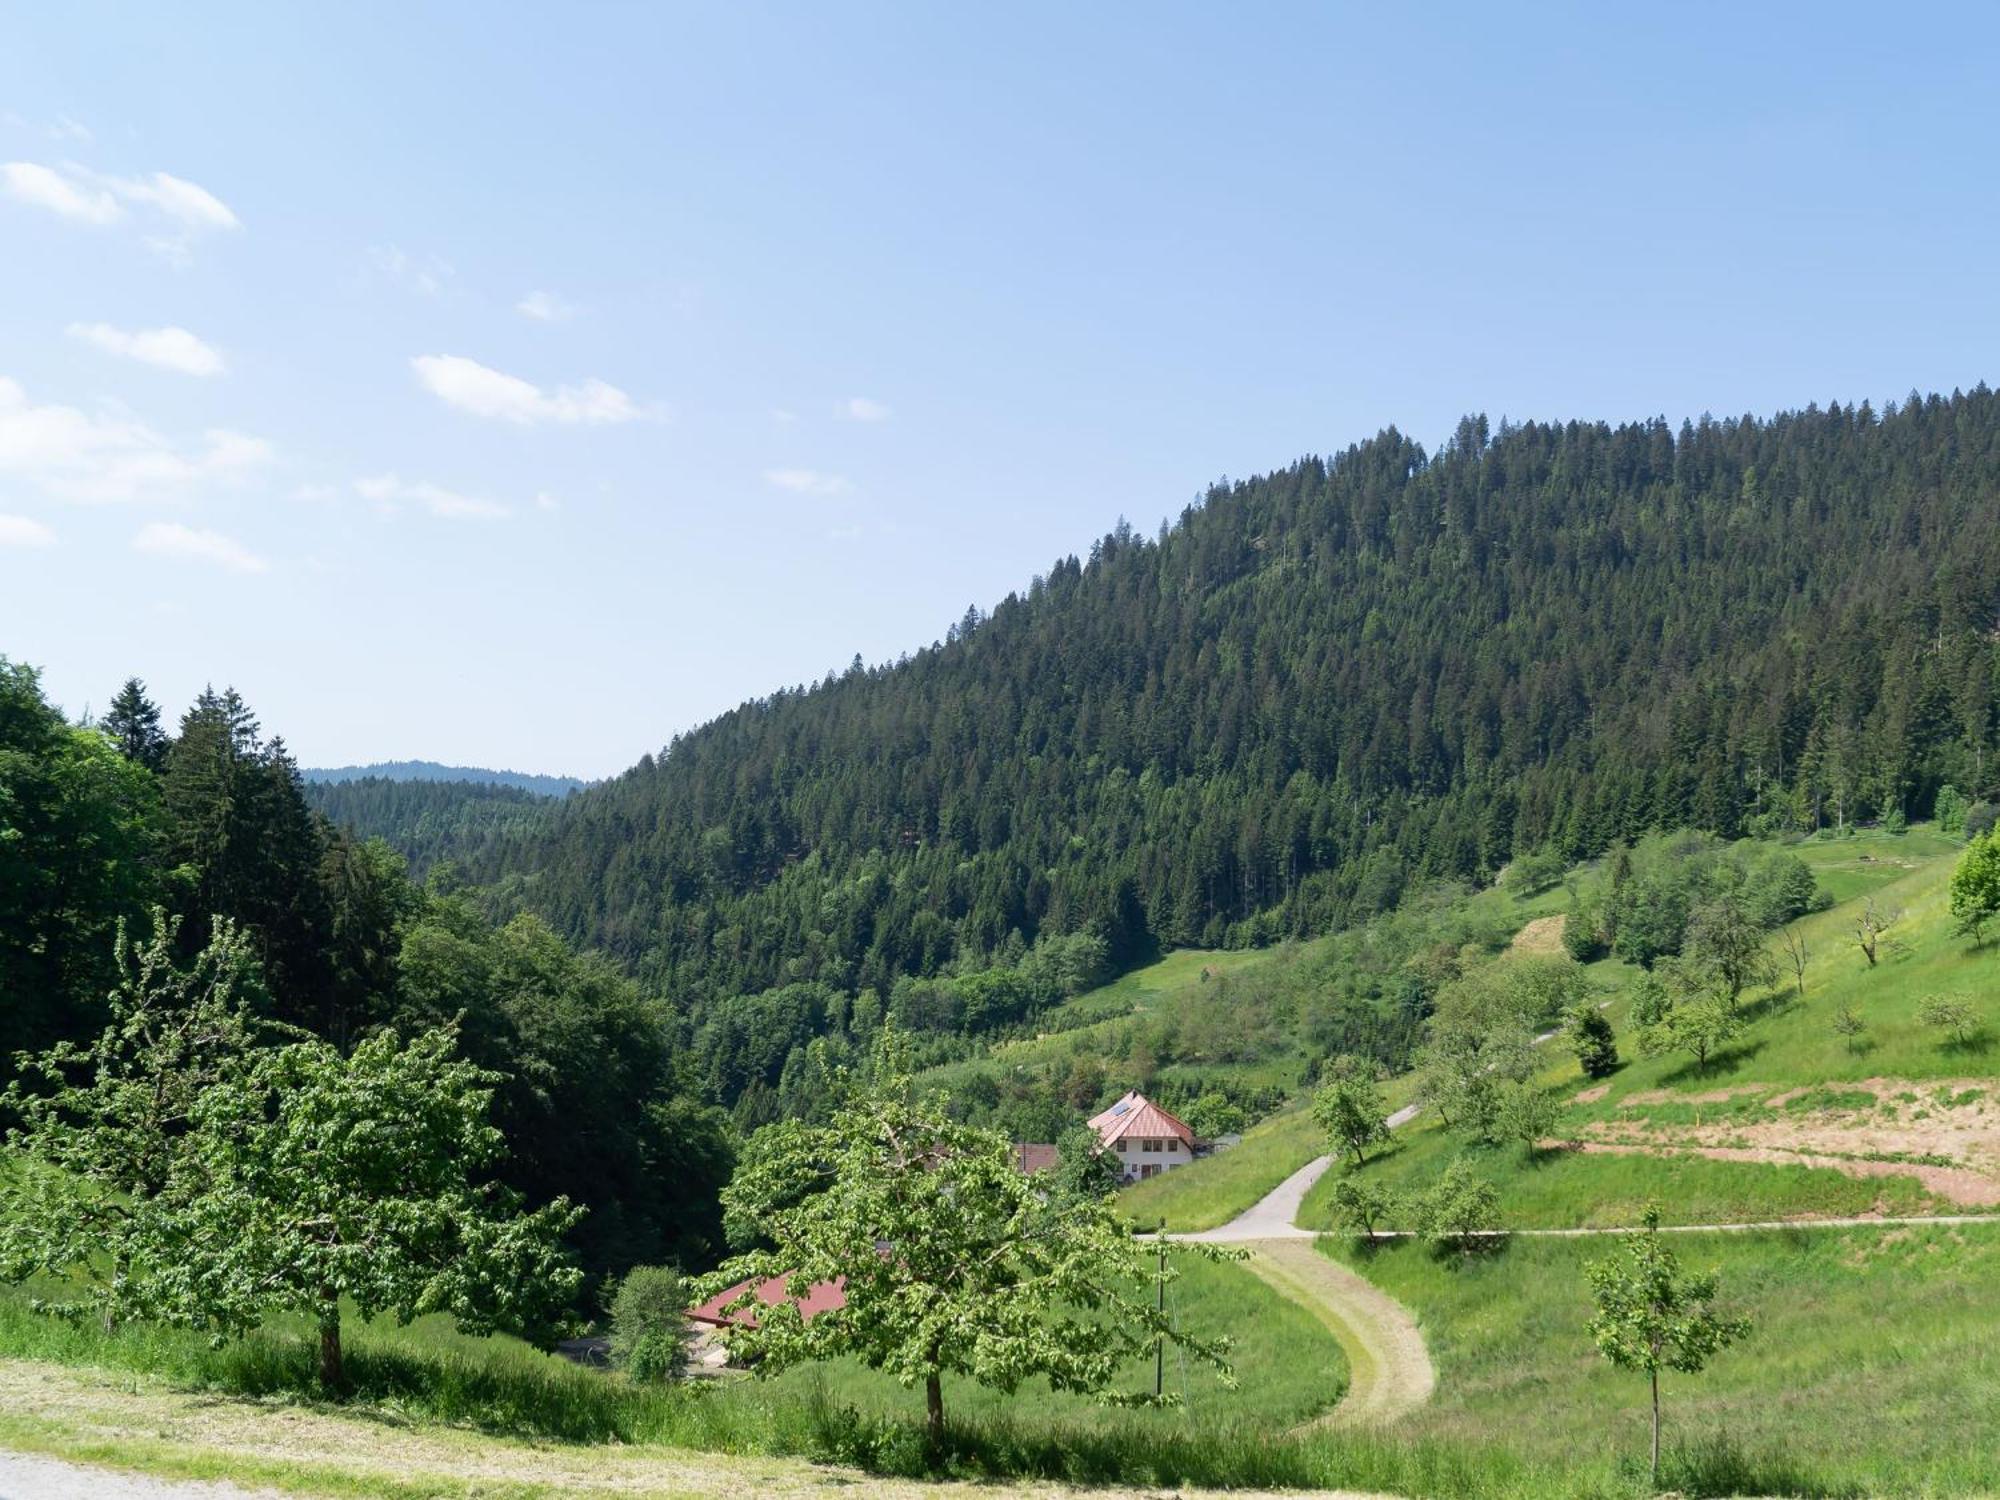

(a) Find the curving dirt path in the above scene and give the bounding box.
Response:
[1168,1154,1436,1429]
[1237,1237,1435,1429]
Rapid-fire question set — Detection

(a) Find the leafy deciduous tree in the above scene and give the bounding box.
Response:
[1585,1204,1751,1482]
[1312,1062,1390,1165]
[697,1033,1234,1447]
[168,1026,583,1387]
[1948,833,2000,946]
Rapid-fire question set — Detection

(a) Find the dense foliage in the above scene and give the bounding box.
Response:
[439,393,2000,1081]
[0,664,731,1289]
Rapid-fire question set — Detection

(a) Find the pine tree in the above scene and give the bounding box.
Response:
[99,677,169,771]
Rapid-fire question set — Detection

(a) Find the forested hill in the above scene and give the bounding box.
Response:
[302,776,559,879]
[474,390,2000,1006]
[305,760,583,796]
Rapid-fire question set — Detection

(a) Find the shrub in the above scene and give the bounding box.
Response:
[1966,802,2000,840]
[608,1265,691,1384]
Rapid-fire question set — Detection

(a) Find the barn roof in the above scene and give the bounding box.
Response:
[1012,1141,1061,1174]
[1087,1091,1197,1148]
[686,1273,847,1329]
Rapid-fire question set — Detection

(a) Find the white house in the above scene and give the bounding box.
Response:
[1087,1091,1198,1183]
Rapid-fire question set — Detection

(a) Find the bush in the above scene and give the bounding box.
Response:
[1409,1158,1500,1254]
[607,1265,690,1384]
[1966,802,1999,840]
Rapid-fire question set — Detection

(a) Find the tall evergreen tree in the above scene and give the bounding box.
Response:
[100,677,169,772]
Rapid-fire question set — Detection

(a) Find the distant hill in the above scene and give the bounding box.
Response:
[302,761,583,797]
[302,774,561,877]
[470,389,2000,1021]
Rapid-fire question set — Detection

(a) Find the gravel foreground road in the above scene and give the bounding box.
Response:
[0,1452,283,1500]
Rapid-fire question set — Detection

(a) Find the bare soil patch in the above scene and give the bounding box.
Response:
[1574,1078,2000,1207]
[1559,1140,2000,1206]
[1571,1084,1610,1105]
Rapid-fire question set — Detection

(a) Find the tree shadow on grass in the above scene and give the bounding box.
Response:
[1942,1028,1996,1059]
[1655,1039,1767,1089]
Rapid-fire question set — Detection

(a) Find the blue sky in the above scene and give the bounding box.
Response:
[4,4,1998,777]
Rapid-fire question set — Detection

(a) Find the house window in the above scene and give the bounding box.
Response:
[1143,1139,1159,1152]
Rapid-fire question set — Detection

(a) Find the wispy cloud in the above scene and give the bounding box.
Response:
[765,467,853,496]
[515,290,576,323]
[0,376,270,503]
[48,116,92,144]
[0,514,56,548]
[355,473,511,521]
[2,161,118,223]
[843,396,891,422]
[411,354,640,426]
[132,521,267,573]
[109,170,239,232]
[3,161,240,261]
[366,245,454,297]
[67,322,225,377]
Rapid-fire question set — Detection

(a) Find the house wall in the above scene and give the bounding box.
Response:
[1111,1132,1189,1182]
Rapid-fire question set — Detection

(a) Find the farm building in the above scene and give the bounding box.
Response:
[1088,1091,1198,1182]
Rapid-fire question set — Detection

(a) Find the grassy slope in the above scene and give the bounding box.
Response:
[1108,877,1574,1232]
[1328,1222,2000,1496]
[1295,826,1998,1232]
[1117,1104,1322,1231]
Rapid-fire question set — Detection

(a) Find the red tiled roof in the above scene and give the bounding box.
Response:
[1012,1142,1061,1174]
[686,1273,847,1329]
[1088,1091,1197,1148]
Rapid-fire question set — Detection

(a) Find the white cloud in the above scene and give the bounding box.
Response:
[109,171,239,232]
[515,290,576,322]
[843,396,891,422]
[291,482,341,504]
[366,245,453,297]
[67,322,225,377]
[0,375,271,503]
[132,521,267,574]
[0,514,56,548]
[534,491,560,512]
[411,354,640,426]
[4,162,239,260]
[2,161,119,223]
[355,472,511,521]
[49,116,92,144]
[764,467,853,496]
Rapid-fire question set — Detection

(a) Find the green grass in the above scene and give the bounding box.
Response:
[1114,1103,1323,1231]
[1328,1221,2000,1496]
